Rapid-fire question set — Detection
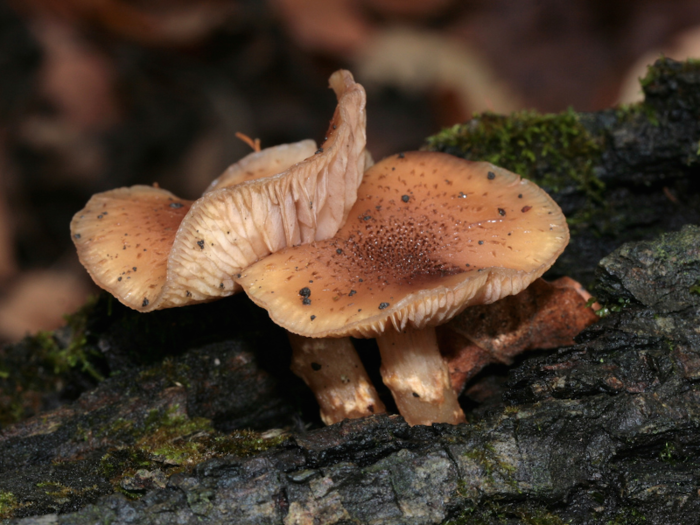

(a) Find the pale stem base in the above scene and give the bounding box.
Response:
[288,334,386,425]
[377,326,466,426]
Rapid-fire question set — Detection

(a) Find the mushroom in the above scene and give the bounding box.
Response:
[71,69,368,311]
[203,140,383,425]
[235,151,570,426]
[71,70,386,424]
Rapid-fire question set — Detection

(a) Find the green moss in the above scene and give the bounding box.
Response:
[137,357,190,388]
[0,491,20,519]
[586,297,631,318]
[35,481,100,501]
[690,279,700,295]
[30,295,104,382]
[659,441,677,464]
[463,443,517,490]
[425,108,604,201]
[99,407,287,498]
[443,501,568,525]
[639,57,700,90]
[0,297,106,426]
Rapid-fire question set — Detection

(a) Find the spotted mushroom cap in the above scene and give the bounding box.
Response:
[236,151,570,338]
[71,69,369,312]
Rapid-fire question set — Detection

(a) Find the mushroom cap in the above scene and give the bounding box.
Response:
[71,69,368,312]
[236,151,570,338]
[203,139,318,194]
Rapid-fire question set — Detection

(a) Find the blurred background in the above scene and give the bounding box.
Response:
[1,0,700,343]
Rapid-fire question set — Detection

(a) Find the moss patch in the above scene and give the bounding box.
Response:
[444,501,568,525]
[424,108,604,202]
[0,491,20,519]
[99,407,287,498]
[463,443,517,490]
[690,279,700,296]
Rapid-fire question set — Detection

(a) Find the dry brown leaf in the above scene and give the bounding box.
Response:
[440,277,599,393]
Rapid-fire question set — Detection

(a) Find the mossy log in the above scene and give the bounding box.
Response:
[1,58,700,524]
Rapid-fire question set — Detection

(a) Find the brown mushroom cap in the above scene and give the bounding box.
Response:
[71,69,368,312]
[236,151,570,337]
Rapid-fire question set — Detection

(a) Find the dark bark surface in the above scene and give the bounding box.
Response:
[1,58,700,524]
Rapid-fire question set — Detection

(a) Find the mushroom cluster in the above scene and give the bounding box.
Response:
[71,70,570,428]
[71,69,388,426]
[71,70,368,311]
[236,151,570,426]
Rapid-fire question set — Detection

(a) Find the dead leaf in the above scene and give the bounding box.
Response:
[440,277,599,393]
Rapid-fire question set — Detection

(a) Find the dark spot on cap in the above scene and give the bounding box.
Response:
[398,152,405,158]
[465,263,470,267]
[197,240,204,249]
[132,267,137,271]
[336,248,343,254]
[358,278,364,282]
[349,290,356,296]
[74,233,81,239]
[299,287,311,297]
[315,148,323,154]
[170,202,184,209]
[310,315,316,320]
[378,302,390,309]
[97,214,103,219]
[412,392,420,398]
[219,283,224,289]
[186,291,192,297]
[302,298,311,305]
[498,208,506,216]
[487,171,496,180]
[478,240,484,245]
[522,206,532,213]
[311,362,322,371]
[236,273,241,278]
[142,298,149,307]
[518,194,523,198]
[117,277,122,281]
[363,215,371,221]
[401,195,410,203]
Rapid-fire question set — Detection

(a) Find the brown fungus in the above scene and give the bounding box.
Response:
[236,151,570,426]
[71,70,383,425]
[71,69,369,312]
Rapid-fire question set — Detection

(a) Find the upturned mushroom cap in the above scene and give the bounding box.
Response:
[71,69,368,312]
[236,151,570,337]
[203,139,318,193]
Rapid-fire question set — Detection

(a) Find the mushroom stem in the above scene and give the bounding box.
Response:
[288,333,386,425]
[376,326,466,426]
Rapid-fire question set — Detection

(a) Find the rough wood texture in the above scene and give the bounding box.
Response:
[1,58,699,524]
